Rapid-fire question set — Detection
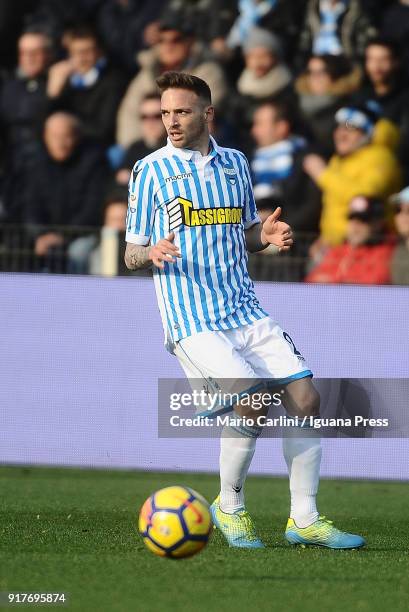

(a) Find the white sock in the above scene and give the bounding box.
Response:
[282,427,322,528]
[219,425,258,514]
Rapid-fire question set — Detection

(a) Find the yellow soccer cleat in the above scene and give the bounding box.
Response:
[210,496,265,548]
[285,516,366,549]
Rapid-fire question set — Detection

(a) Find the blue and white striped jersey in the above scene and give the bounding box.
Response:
[126,136,268,348]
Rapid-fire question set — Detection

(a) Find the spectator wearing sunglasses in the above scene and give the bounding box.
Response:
[115,93,166,186]
[116,19,226,148]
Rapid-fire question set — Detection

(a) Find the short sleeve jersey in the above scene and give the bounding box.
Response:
[126,136,268,347]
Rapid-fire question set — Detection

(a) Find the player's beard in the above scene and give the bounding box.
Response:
[170,119,207,150]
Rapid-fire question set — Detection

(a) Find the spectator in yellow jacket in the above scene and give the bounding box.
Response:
[303,105,402,249]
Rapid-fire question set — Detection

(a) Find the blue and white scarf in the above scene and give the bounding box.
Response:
[227,0,277,49]
[70,57,107,89]
[251,136,306,187]
[313,0,348,56]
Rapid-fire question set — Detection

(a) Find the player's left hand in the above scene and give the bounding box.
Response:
[261,207,293,253]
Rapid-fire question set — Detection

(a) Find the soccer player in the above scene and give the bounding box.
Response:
[125,71,365,550]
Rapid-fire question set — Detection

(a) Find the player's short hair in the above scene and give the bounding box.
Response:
[156,72,212,105]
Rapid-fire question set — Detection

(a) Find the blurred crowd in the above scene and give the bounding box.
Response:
[0,0,409,284]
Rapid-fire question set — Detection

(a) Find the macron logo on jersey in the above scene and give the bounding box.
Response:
[165,172,193,183]
[166,197,242,231]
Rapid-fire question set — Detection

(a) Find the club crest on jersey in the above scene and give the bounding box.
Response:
[166,197,242,231]
[222,165,237,185]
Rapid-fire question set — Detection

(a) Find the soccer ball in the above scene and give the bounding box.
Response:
[138,485,212,559]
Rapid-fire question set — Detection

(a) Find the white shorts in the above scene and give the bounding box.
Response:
[173,317,312,417]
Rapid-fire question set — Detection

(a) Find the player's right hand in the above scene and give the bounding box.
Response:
[149,232,181,269]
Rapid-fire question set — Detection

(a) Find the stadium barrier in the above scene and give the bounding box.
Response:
[0,224,316,281]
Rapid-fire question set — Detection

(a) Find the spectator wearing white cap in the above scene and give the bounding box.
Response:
[390,187,409,285]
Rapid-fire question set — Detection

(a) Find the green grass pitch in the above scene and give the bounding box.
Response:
[1,466,409,612]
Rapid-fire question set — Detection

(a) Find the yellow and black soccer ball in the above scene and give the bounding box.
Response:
[138,485,212,559]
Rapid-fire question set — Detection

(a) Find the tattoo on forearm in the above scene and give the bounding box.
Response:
[124,244,152,269]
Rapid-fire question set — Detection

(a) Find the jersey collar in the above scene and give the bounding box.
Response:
[166,135,220,161]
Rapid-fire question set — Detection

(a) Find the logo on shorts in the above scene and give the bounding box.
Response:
[283,332,305,361]
[166,197,242,231]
